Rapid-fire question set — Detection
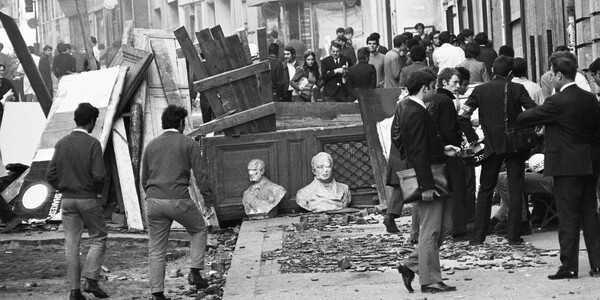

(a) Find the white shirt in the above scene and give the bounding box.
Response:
[408,96,426,109]
[552,73,591,95]
[432,43,466,74]
[287,60,296,91]
[512,77,545,105]
[73,128,90,135]
[560,81,577,92]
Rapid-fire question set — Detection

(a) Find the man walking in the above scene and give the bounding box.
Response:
[397,71,460,294]
[46,103,108,300]
[38,45,54,98]
[518,53,600,280]
[458,56,537,245]
[321,42,353,102]
[141,105,215,300]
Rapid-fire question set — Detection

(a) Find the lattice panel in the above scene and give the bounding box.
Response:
[323,140,375,189]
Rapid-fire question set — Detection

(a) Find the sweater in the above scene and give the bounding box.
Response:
[46,130,106,198]
[141,131,215,205]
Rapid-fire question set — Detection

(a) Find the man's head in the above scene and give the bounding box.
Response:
[43,45,53,55]
[438,68,461,94]
[284,46,296,63]
[330,42,342,59]
[345,27,354,40]
[392,35,407,50]
[429,30,441,46]
[161,105,188,133]
[406,70,437,102]
[268,43,279,56]
[74,103,100,133]
[460,29,474,43]
[336,35,348,47]
[512,57,528,78]
[415,23,425,35]
[357,47,369,62]
[406,38,420,51]
[498,45,515,58]
[311,152,334,183]
[409,45,426,62]
[464,42,481,59]
[589,58,600,86]
[550,53,577,91]
[65,43,72,53]
[455,67,471,95]
[248,159,266,182]
[336,27,346,38]
[439,31,452,45]
[112,41,121,49]
[57,43,67,53]
[366,34,379,53]
[0,43,3,51]
[270,30,279,40]
[474,32,489,45]
[90,36,97,46]
[28,46,35,54]
[0,64,6,78]
[492,55,514,77]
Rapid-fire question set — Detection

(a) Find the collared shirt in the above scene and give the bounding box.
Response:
[287,60,296,91]
[512,77,544,105]
[560,81,577,92]
[432,43,466,74]
[164,128,179,133]
[409,96,426,109]
[73,128,90,135]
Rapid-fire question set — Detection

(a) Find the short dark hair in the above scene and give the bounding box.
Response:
[401,32,414,40]
[551,55,577,80]
[65,43,72,51]
[460,29,474,38]
[370,32,381,40]
[455,66,470,83]
[161,105,188,130]
[284,46,296,57]
[512,57,528,78]
[406,38,420,50]
[345,27,354,35]
[406,70,436,95]
[464,42,481,59]
[357,47,369,61]
[437,67,460,88]
[28,46,35,54]
[270,31,279,39]
[268,43,279,55]
[554,45,570,53]
[90,36,97,45]
[392,35,407,48]
[57,43,67,53]
[439,31,452,44]
[366,34,379,45]
[589,58,600,75]
[74,103,99,126]
[330,42,342,51]
[474,32,489,45]
[493,55,514,77]
[336,27,345,35]
[414,23,425,30]
[409,45,426,62]
[429,30,440,40]
[336,35,348,43]
[43,45,53,51]
[498,45,515,58]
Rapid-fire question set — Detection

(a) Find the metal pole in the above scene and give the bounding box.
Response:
[34,0,39,45]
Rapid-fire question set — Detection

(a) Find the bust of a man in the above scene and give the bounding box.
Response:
[242,159,286,216]
[296,152,351,212]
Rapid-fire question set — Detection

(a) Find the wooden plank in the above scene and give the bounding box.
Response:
[237,29,253,65]
[129,79,146,186]
[121,20,135,46]
[106,145,125,214]
[173,26,225,116]
[193,61,269,92]
[256,27,276,129]
[257,27,268,61]
[112,117,144,230]
[0,12,52,116]
[187,102,275,137]
[98,66,129,150]
[356,89,404,207]
[109,46,153,117]
[190,172,220,230]
[150,39,185,107]
[176,43,202,59]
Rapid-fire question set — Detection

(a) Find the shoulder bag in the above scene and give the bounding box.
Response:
[503,82,537,153]
[396,164,450,204]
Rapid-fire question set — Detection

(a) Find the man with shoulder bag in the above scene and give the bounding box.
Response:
[458,55,537,245]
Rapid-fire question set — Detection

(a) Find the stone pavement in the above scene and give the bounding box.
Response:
[223,215,598,300]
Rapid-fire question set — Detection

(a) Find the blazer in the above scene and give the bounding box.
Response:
[428,88,462,147]
[320,55,354,98]
[388,98,410,186]
[517,84,600,176]
[400,99,446,191]
[347,61,376,90]
[283,60,301,91]
[458,77,537,157]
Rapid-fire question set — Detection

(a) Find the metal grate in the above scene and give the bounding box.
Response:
[323,140,375,189]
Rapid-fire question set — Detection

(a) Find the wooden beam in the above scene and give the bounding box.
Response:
[176,43,202,59]
[121,20,134,47]
[193,61,269,93]
[149,39,187,111]
[187,102,275,137]
[112,117,144,230]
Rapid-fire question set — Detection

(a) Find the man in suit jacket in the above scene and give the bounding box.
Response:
[428,68,468,236]
[397,71,460,294]
[458,56,537,245]
[321,42,353,102]
[518,53,600,280]
[283,46,301,102]
[346,47,376,101]
[268,43,285,102]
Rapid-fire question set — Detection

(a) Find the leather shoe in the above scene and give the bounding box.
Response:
[508,237,524,245]
[397,264,414,293]
[421,281,457,293]
[188,271,209,289]
[589,267,600,278]
[1,215,22,233]
[548,268,578,280]
[83,279,109,298]
[383,215,400,233]
[151,294,169,300]
[69,289,86,300]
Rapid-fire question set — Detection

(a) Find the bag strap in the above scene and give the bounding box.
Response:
[503,81,509,134]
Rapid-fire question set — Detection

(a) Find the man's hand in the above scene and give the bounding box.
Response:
[444,145,461,157]
[334,67,344,74]
[421,189,439,201]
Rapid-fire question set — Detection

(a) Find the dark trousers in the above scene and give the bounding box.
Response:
[447,157,468,235]
[464,164,476,223]
[283,90,293,102]
[472,152,528,242]
[0,195,15,223]
[554,174,600,272]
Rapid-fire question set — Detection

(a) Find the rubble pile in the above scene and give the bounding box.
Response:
[262,213,554,275]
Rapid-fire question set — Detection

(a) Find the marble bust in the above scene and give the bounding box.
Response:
[296,152,351,212]
[242,159,286,216]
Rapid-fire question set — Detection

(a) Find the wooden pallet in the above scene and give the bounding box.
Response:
[174,26,276,137]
